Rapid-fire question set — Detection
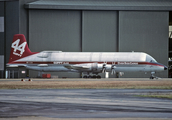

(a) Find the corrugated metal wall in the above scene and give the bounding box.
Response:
[0,2,4,56]
[5,1,19,63]
[82,11,118,52]
[82,11,118,78]
[29,10,82,78]
[0,2,4,78]
[29,10,81,52]
[0,1,19,78]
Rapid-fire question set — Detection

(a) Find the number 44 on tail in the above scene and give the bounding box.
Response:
[11,39,26,57]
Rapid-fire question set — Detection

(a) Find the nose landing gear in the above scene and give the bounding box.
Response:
[150,72,160,79]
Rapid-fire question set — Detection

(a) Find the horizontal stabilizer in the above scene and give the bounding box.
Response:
[7,64,26,68]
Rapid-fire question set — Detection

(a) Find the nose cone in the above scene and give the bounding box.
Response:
[164,66,168,70]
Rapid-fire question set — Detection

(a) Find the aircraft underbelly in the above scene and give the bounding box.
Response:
[25,64,149,72]
[25,64,73,72]
[116,65,164,72]
[114,65,145,72]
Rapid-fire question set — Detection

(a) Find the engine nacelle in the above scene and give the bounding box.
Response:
[91,63,103,71]
[104,64,112,72]
[83,63,116,73]
[91,63,113,72]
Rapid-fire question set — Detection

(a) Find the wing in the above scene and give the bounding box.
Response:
[64,64,90,70]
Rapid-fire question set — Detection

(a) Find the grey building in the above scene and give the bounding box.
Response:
[0,0,171,78]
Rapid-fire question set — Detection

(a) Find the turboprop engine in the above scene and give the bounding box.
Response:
[91,63,103,72]
[77,63,117,75]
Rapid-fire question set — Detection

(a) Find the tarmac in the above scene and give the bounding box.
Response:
[0,78,172,120]
[1,78,172,81]
[0,88,172,120]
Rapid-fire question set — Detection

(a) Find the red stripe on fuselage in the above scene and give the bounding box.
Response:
[8,61,165,67]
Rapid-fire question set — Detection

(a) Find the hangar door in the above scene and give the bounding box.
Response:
[82,11,118,52]
[29,10,81,78]
[119,11,168,78]
[82,11,118,78]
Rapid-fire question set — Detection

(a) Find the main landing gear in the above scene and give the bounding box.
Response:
[83,75,101,79]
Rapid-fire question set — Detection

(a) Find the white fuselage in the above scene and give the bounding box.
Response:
[8,51,166,74]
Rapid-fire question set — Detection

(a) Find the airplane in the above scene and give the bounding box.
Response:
[7,34,167,79]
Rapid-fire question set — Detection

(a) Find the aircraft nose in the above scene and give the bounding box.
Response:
[164,66,168,70]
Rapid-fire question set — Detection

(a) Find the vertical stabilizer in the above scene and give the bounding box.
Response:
[8,34,35,63]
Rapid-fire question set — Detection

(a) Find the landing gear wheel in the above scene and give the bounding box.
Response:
[83,74,101,79]
[150,72,156,80]
[97,75,101,79]
[88,75,92,78]
[92,75,96,78]
[83,75,87,78]
[83,75,92,78]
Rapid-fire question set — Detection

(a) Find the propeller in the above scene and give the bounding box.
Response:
[102,64,106,73]
[111,65,116,75]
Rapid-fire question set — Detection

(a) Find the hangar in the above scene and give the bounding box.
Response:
[0,0,172,78]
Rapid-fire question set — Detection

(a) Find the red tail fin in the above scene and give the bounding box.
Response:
[8,34,34,63]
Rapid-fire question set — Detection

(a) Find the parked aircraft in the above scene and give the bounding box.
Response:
[7,34,167,79]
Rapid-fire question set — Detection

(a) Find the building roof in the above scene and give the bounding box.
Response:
[25,0,172,11]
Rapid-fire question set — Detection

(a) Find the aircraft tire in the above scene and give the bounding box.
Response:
[97,75,101,79]
[88,75,92,78]
[83,75,87,78]
[92,75,97,78]
[150,76,154,79]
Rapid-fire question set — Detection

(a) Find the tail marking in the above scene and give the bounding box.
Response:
[11,39,27,57]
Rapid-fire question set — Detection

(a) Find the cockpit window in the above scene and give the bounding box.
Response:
[146,54,157,63]
[150,60,156,63]
[150,58,157,63]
